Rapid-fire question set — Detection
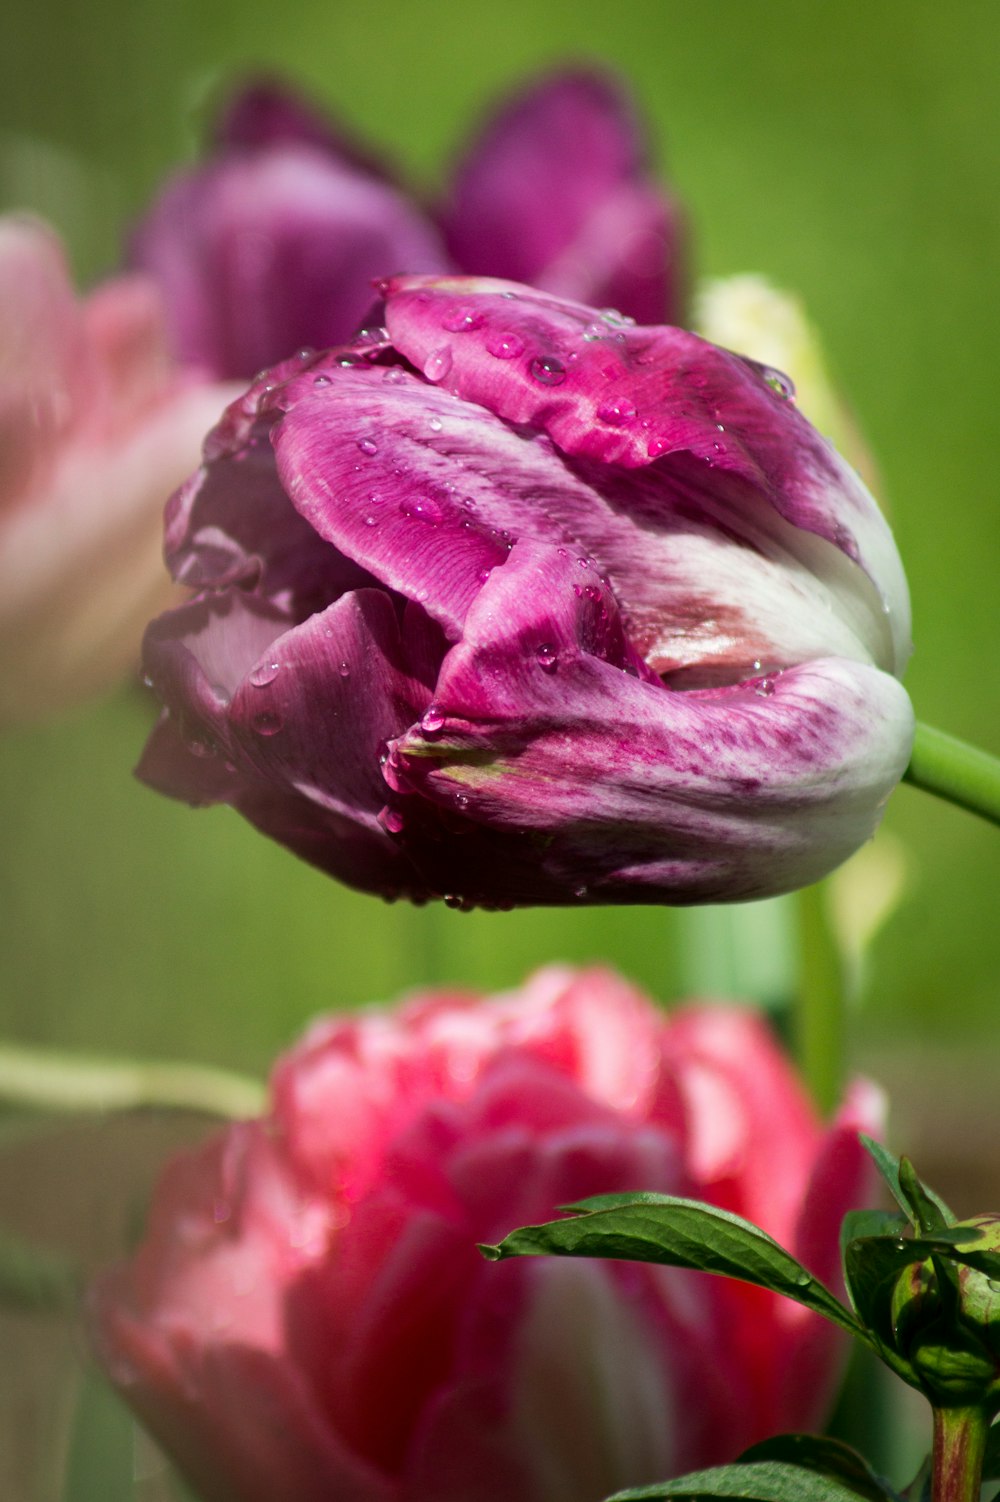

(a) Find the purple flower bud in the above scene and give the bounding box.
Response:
[138,276,913,909]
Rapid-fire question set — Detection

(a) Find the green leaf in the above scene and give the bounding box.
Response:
[859,1137,956,1228]
[898,1157,951,1235]
[738,1435,903,1502]
[481,1194,862,1338]
[605,1458,896,1501]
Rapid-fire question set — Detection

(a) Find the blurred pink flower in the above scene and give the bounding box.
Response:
[91,967,881,1502]
[0,216,238,724]
[130,70,685,382]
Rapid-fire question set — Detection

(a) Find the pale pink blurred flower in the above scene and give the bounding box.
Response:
[0,215,238,724]
[91,966,883,1502]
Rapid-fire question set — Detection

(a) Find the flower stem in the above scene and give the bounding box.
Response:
[794,881,846,1117]
[931,1405,990,1502]
[0,1042,265,1119]
[904,722,1000,828]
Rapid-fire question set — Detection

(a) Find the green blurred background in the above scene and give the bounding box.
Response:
[1,0,998,1494]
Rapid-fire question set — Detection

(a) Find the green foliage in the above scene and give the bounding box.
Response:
[482,1192,863,1338]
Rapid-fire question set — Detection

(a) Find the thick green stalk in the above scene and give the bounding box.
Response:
[794,881,845,1116]
[931,1405,990,1502]
[904,723,1000,828]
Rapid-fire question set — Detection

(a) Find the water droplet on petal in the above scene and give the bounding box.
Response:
[535,643,558,673]
[421,704,446,735]
[530,355,566,386]
[597,398,637,426]
[249,661,280,688]
[454,792,470,811]
[400,496,444,525]
[601,307,636,326]
[582,321,607,342]
[763,367,796,399]
[364,514,378,527]
[252,710,283,736]
[428,415,443,433]
[486,331,525,359]
[646,436,669,458]
[338,661,350,678]
[424,346,453,382]
[379,805,405,835]
[313,373,332,387]
[356,324,390,348]
[755,677,776,697]
[357,437,378,456]
[442,307,484,333]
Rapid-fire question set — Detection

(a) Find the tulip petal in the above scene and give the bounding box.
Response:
[384,277,911,674]
[393,540,915,903]
[441,70,681,325]
[131,149,446,380]
[267,353,871,684]
[140,587,440,895]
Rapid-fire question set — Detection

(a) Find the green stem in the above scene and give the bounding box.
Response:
[794,881,846,1117]
[904,722,1000,828]
[0,1042,265,1119]
[931,1405,990,1502]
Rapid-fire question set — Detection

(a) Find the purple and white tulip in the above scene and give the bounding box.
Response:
[129,70,684,384]
[138,276,914,908]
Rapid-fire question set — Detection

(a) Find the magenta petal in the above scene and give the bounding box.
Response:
[384,277,910,673]
[131,148,446,382]
[441,69,684,325]
[394,541,915,903]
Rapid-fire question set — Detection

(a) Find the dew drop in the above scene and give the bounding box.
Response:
[535,643,558,673]
[442,307,484,333]
[338,661,350,678]
[252,710,283,736]
[763,367,795,400]
[582,321,607,342]
[357,437,378,456]
[356,324,390,348]
[400,496,444,525]
[454,792,470,811]
[755,677,776,697]
[529,355,566,386]
[486,331,525,359]
[364,514,378,527]
[597,398,637,426]
[420,704,446,735]
[428,415,443,433]
[423,346,453,382]
[379,805,405,835]
[601,307,636,326]
[249,660,280,688]
[646,436,669,459]
[313,373,332,387]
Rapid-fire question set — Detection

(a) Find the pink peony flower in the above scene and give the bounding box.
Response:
[91,967,882,1502]
[0,216,238,724]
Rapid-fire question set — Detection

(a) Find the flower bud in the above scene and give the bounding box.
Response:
[891,1216,1000,1411]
